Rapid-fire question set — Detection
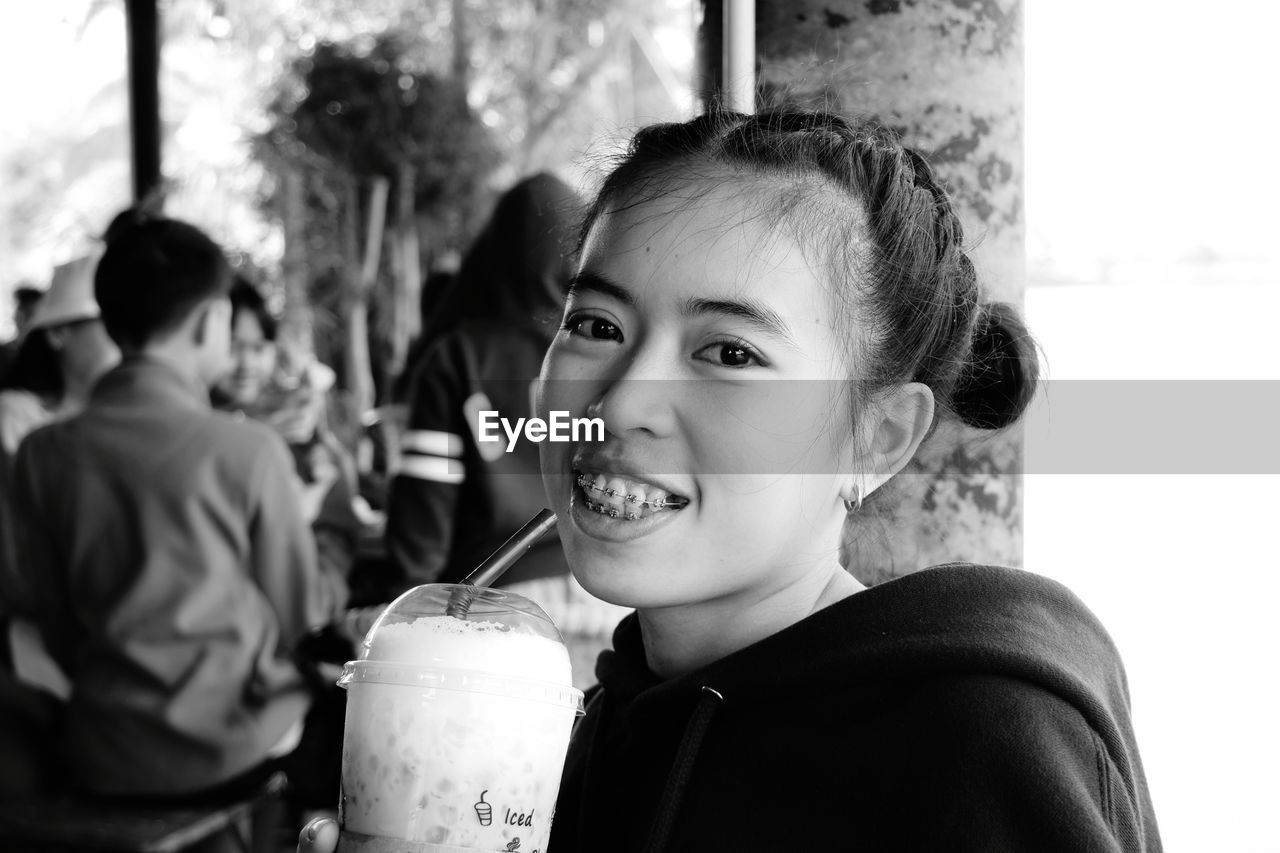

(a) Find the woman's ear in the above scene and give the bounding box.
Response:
[846,382,935,500]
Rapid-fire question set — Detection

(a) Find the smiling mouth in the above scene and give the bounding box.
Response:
[575,471,690,520]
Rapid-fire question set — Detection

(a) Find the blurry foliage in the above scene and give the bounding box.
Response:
[225,0,672,172]
[256,34,498,399]
[246,0,679,406]
[4,0,692,390]
[262,33,497,224]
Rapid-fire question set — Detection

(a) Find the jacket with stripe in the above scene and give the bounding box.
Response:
[383,173,579,599]
[384,320,567,596]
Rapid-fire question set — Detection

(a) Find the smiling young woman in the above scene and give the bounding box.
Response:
[299,108,1162,853]
[534,109,1160,852]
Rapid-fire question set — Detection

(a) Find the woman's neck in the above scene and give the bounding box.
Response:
[637,562,864,679]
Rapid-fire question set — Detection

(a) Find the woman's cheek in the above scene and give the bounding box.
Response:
[540,352,600,418]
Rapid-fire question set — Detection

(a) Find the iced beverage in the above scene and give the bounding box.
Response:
[337,585,583,853]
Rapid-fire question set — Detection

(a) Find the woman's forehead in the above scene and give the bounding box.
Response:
[590,180,784,258]
[584,180,857,303]
[591,170,857,255]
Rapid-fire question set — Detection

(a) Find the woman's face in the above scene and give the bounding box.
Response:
[538,183,866,613]
[223,308,277,405]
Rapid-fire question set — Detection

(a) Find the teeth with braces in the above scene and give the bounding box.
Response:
[584,499,643,519]
[577,473,687,511]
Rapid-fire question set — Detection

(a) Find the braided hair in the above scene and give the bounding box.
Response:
[579,108,1038,433]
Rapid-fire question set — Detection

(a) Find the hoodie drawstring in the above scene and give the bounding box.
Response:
[642,685,725,853]
[575,687,609,846]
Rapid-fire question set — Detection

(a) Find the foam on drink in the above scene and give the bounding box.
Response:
[338,593,582,853]
[363,616,571,682]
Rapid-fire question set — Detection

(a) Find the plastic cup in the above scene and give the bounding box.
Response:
[336,584,584,853]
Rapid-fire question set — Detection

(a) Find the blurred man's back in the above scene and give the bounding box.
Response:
[5,210,345,798]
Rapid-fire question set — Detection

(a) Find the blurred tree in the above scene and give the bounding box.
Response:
[221,0,672,171]
[258,33,498,419]
[3,0,692,395]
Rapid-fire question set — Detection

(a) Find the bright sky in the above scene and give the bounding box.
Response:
[1025,0,1280,274]
[1025,8,1280,851]
[3,3,123,143]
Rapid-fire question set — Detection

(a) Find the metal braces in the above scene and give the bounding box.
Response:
[577,473,687,511]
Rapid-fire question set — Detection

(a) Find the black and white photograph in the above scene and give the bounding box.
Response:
[0,2,1275,851]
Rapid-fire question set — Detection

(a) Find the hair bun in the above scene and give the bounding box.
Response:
[952,302,1039,430]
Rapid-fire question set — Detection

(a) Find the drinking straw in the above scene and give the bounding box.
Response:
[445,508,558,618]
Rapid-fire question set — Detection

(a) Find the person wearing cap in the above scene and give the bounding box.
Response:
[0,255,119,460]
[4,208,346,804]
[0,255,120,796]
[0,283,47,380]
[0,255,120,620]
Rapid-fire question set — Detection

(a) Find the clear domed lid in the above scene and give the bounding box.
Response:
[361,583,566,651]
[338,583,581,712]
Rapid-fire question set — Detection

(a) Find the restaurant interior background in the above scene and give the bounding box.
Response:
[2,1,1277,850]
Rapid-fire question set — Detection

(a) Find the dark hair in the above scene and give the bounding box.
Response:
[428,172,583,344]
[579,108,1038,433]
[0,329,64,400]
[95,207,231,350]
[228,276,278,342]
[13,286,44,308]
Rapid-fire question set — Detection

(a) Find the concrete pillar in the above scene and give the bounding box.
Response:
[754,0,1026,583]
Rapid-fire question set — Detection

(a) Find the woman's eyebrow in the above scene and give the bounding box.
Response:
[566,270,634,306]
[682,297,797,346]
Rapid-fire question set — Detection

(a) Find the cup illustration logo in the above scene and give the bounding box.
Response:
[475,790,493,826]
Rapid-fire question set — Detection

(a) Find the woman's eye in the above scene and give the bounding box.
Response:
[695,341,763,368]
[566,315,622,342]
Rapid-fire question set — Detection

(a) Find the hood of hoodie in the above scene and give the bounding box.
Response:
[594,562,1145,811]
[426,172,583,344]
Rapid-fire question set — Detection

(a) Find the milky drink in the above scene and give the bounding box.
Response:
[337,585,583,853]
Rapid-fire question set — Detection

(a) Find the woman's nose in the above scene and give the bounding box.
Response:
[586,355,677,439]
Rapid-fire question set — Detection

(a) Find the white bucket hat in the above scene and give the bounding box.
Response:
[29,252,103,332]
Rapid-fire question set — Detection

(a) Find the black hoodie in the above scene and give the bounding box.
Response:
[550,563,1161,852]
[383,173,582,598]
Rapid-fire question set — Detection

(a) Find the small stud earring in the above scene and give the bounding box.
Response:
[843,485,863,514]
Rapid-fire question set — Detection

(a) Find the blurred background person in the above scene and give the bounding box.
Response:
[0,256,118,461]
[1,255,119,620]
[379,172,628,684]
[382,173,577,595]
[4,208,345,806]
[213,276,362,589]
[11,283,44,337]
[0,257,117,800]
[0,283,45,378]
[389,264,459,407]
[212,276,365,816]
